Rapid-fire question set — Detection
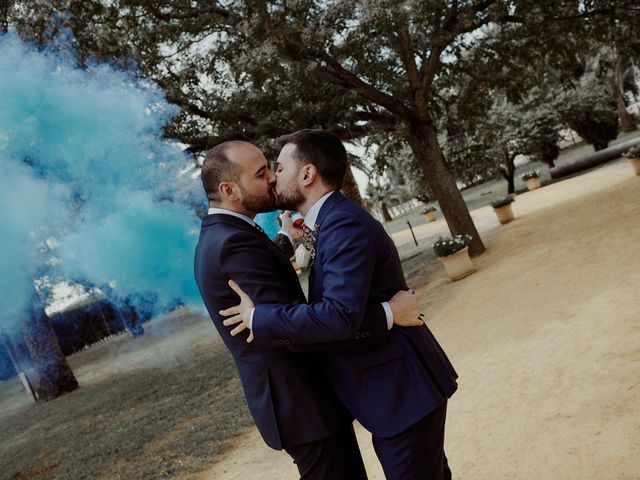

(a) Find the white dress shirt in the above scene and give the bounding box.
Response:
[208,207,291,240]
[208,207,256,226]
[302,190,335,231]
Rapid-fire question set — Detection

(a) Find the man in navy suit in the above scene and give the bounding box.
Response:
[223,131,459,480]
[194,140,420,479]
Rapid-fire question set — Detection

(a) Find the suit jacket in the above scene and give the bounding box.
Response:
[193,212,387,449]
[253,192,459,438]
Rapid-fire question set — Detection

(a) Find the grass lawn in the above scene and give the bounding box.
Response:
[0,312,253,480]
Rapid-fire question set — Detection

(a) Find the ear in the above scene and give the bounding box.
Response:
[301,164,317,187]
[219,181,240,202]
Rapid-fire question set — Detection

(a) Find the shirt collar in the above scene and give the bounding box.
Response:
[303,191,336,231]
[207,207,255,227]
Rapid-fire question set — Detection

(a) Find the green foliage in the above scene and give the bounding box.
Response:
[360,134,432,206]
[521,170,541,181]
[491,196,515,209]
[624,145,640,159]
[6,0,638,252]
[433,234,472,258]
[552,80,619,151]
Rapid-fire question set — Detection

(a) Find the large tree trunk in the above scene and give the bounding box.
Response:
[501,149,516,194]
[614,54,637,133]
[408,120,485,256]
[617,94,637,132]
[20,293,79,401]
[341,166,365,207]
[378,200,392,222]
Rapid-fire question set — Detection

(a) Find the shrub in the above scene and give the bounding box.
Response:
[432,234,472,257]
[521,170,540,181]
[624,145,640,159]
[491,196,515,209]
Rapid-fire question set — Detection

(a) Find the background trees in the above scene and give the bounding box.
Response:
[5,1,640,254]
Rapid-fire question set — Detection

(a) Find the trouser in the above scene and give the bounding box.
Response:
[372,401,451,480]
[285,422,368,480]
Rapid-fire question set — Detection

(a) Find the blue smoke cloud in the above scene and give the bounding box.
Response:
[255,211,281,239]
[0,32,201,332]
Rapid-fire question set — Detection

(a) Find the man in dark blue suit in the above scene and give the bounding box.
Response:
[194,140,419,479]
[223,131,459,480]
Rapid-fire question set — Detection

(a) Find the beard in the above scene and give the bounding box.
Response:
[239,184,276,213]
[274,181,304,210]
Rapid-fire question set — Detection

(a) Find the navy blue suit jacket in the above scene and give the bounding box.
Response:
[194,212,389,449]
[253,192,458,438]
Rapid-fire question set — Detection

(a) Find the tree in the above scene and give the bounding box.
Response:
[20,289,78,401]
[612,54,638,132]
[553,79,619,151]
[7,0,493,254]
[9,1,640,255]
[1,0,12,33]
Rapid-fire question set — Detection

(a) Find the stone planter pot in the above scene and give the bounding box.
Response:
[422,211,437,222]
[629,157,640,175]
[524,177,541,190]
[438,246,475,281]
[493,204,515,224]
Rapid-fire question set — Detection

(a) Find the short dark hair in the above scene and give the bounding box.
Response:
[278,129,348,190]
[200,141,243,202]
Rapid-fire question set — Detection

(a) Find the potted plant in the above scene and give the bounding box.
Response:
[421,206,437,222]
[624,145,640,175]
[491,196,515,224]
[433,234,475,280]
[521,170,542,190]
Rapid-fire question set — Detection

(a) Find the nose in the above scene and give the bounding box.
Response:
[267,169,276,184]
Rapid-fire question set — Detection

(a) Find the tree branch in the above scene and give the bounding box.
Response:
[390,7,420,94]
[330,118,400,141]
[140,1,230,21]
[316,52,413,118]
[153,75,215,120]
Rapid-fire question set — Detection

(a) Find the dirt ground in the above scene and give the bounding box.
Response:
[188,158,640,480]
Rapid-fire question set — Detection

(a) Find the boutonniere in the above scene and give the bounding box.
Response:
[295,224,318,271]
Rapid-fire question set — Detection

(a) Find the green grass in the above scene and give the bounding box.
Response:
[0,314,253,480]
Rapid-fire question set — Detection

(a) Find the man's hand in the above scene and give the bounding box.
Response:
[279,210,303,242]
[219,280,255,343]
[389,289,425,327]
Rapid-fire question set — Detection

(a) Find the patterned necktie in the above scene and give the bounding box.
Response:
[301,223,315,245]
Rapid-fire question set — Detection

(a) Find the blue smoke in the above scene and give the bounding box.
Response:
[255,211,281,239]
[0,32,201,333]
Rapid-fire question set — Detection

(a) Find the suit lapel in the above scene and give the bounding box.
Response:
[204,213,298,284]
[314,191,347,230]
[308,192,348,301]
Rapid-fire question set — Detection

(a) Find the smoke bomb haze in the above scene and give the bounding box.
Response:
[0,32,202,334]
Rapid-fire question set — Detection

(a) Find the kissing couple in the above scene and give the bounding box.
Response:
[194,130,458,479]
